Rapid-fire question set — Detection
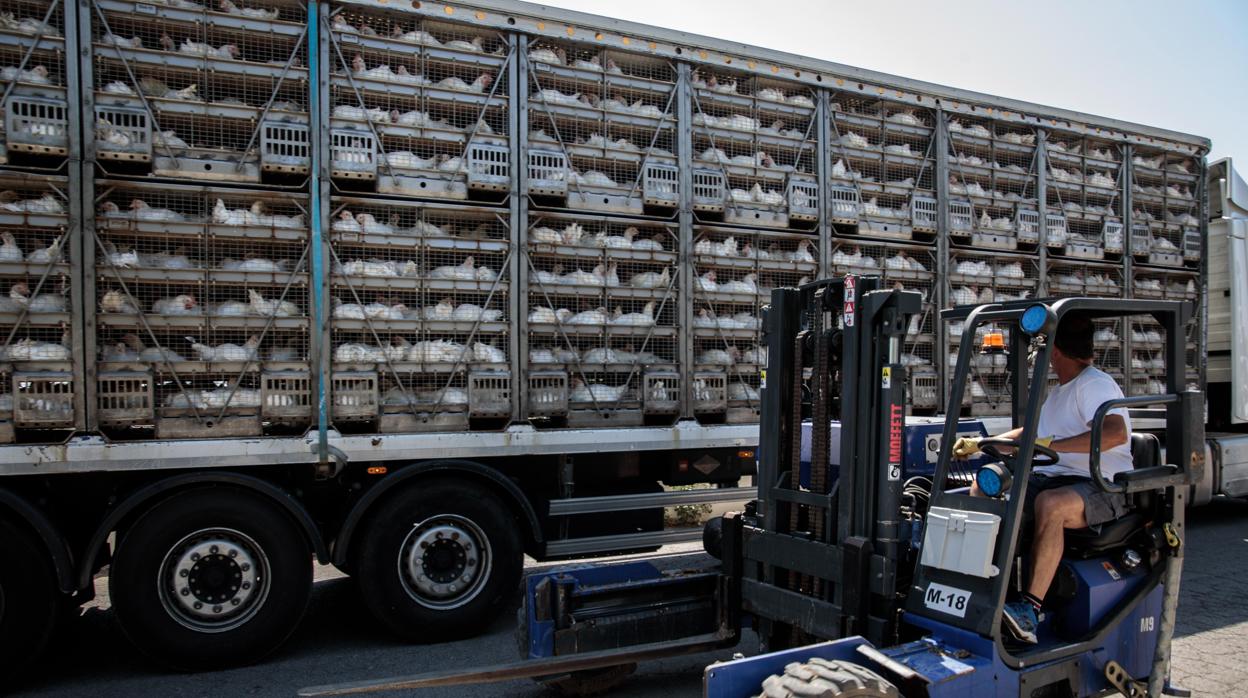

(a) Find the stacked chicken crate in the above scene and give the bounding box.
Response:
[326,5,513,433]
[1127,138,1203,396]
[520,35,683,425]
[84,0,312,438]
[684,65,819,422]
[826,92,939,413]
[0,0,78,441]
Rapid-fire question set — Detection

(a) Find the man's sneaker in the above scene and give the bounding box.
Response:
[1002,601,1039,644]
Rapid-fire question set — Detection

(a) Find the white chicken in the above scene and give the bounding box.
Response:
[152,294,199,315]
[0,64,49,84]
[453,303,502,322]
[566,307,608,325]
[718,274,758,294]
[697,347,737,365]
[243,290,296,317]
[25,239,61,264]
[611,302,656,327]
[695,270,719,292]
[569,379,628,403]
[589,228,636,249]
[728,383,759,402]
[188,335,260,362]
[218,0,279,19]
[177,39,240,60]
[471,342,506,363]
[99,290,140,314]
[128,199,185,222]
[429,257,480,281]
[785,240,815,263]
[435,72,493,93]
[0,233,21,262]
[334,343,386,363]
[629,267,671,289]
[527,307,569,324]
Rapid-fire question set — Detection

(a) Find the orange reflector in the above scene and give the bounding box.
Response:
[738,450,755,459]
[367,466,387,475]
[981,332,1006,350]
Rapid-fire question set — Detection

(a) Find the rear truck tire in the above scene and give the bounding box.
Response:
[538,663,639,695]
[355,479,523,641]
[0,518,58,683]
[760,658,899,698]
[702,515,725,560]
[109,488,312,670]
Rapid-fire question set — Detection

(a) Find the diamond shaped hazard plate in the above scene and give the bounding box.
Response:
[692,455,720,475]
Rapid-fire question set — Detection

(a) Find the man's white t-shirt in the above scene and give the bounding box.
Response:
[1034,365,1134,479]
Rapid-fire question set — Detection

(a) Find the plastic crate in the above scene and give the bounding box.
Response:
[467,143,510,191]
[691,169,725,212]
[468,371,510,417]
[1104,221,1125,255]
[6,96,68,156]
[331,129,377,180]
[642,161,679,207]
[260,121,311,175]
[332,371,379,421]
[97,371,153,426]
[95,105,150,161]
[829,185,858,222]
[528,371,568,417]
[692,372,727,413]
[912,196,938,232]
[788,178,819,222]
[1016,208,1040,245]
[948,200,973,236]
[642,372,680,414]
[13,370,73,428]
[1045,213,1067,248]
[527,150,568,197]
[262,371,312,422]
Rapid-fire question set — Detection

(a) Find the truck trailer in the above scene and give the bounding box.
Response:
[0,0,1243,677]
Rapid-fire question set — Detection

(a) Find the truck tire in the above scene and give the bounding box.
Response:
[109,488,312,670]
[0,518,58,683]
[355,479,523,641]
[760,658,899,697]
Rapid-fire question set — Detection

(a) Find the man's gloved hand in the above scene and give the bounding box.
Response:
[1036,436,1054,449]
[951,437,981,459]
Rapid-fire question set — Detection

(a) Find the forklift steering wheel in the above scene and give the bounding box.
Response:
[977,436,1059,467]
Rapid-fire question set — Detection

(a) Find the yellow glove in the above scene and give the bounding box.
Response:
[1036,436,1054,449]
[951,437,981,459]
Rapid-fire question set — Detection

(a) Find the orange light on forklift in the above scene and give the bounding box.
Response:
[981,332,1006,350]
[367,466,387,475]
[738,450,756,460]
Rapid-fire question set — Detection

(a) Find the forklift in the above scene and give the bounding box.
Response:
[302,277,1202,698]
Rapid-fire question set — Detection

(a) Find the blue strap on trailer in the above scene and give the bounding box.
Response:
[307,0,329,466]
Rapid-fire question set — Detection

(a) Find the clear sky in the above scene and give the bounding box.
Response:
[535,0,1247,164]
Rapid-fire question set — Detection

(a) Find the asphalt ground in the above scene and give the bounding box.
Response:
[14,496,1247,697]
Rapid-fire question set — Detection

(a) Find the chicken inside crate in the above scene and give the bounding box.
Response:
[328,10,510,200]
[526,36,679,216]
[688,66,818,231]
[89,0,309,183]
[944,113,1040,252]
[0,0,70,166]
[946,250,1038,310]
[1043,134,1124,261]
[828,94,937,242]
[1047,260,1124,300]
[1130,143,1201,269]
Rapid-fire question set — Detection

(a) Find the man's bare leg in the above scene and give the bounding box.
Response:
[1029,488,1089,600]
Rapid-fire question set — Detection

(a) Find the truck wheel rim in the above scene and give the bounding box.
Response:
[157,527,270,633]
[398,514,492,610]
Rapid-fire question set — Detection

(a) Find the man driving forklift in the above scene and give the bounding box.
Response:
[953,312,1132,644]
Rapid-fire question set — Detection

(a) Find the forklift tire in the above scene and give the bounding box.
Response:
[702,516,724,560]
[759,658,898,697]
[538,663,638,695]
[0,518,58,684]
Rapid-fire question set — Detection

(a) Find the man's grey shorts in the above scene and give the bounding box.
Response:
[1023,473,1129,528]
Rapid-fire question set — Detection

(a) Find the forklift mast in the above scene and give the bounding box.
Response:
[747,276,921,648]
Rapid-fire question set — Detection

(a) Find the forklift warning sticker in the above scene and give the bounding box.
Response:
[924,582,972,618]
[844,277,856,326]
[881,367,891,389]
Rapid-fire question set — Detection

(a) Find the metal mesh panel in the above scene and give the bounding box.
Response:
[1044,135,1125,262]
[689,67,817,230]
[828,93,936,240]
[93,181,310,436]
[0,0,69,167]
[329,12,510,201]
[330,199,511,429]
[0,172,74,433]
[527,37,677,216]
[1129,143,1200,270]
[525,214,679,424]
[90,0,309,183]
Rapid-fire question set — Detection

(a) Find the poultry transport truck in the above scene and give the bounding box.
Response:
[0,0,1244,678]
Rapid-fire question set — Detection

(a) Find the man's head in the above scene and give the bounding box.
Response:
[1051,311,1094,380]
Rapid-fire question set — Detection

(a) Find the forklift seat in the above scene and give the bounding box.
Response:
[1064,433,1160,556]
